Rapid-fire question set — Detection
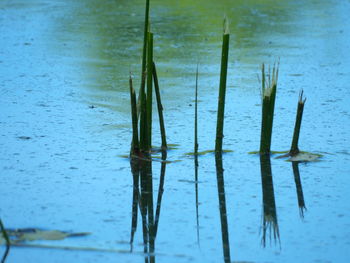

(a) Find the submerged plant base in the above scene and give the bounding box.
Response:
[0,228,90,245]
[278,151,323,162]
[248,150,288,155]
[185,149,233,156]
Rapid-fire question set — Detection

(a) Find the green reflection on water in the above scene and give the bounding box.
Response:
[54,0,331,113]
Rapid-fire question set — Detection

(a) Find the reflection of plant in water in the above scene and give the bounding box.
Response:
[215,153,231,263]
[129,151,167,262]
[292,162,307,218]
[259,155,280,247]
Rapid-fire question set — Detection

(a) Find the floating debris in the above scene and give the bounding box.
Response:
[0,228,90,245]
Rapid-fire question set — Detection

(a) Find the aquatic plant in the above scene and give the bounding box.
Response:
[129,75,139,155]
[289,90,306,156]
[194,64,199,156]
[146,32,154,151]
[129,0,167,157]
[259,63,279,155]
[138,0,150,107]
[215,17,230,153]
[153,62,167,151]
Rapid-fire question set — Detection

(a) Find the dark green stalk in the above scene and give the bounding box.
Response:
[139,81,147,153]
[259,63,278,155]
[215,18,230,153]
[152,62,167,151]
[138,0,150,107]
[195,64,199,155]
[290,91,306,156]
[146,32,153,152]
[0,219,10,263]
[129,75,139,155]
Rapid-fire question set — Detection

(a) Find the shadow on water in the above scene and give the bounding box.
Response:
[292,161,307,218]
[129,151,167,263]
[259,155,280,248]
[215,153,231,263]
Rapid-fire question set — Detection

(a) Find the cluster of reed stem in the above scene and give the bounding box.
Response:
[129,0,167,157]
[259,63,279,155]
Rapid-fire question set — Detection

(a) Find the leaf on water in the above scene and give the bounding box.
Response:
[1,228,90,244]
[288,152,322,162]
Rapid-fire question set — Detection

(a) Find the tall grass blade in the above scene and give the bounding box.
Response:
[152,62,167,151]
[215,17,230,153]
[129,75,139,155]
[290,90,306,156]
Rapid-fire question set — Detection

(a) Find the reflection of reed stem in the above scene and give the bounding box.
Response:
[292,162,307,218]
[259,155,280,247]
[129,158,140,251]
[215,153,231,263]
[154,159,167,238]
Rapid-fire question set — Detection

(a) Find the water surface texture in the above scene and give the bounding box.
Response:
[1,0,350,262]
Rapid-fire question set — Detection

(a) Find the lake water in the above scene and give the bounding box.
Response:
[1,0,350,262]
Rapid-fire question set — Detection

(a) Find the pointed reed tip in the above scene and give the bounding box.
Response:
[223,15,230,35]
[299,90,306,103]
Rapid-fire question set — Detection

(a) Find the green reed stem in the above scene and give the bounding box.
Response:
[290,91,306,155]
[195,64,199,155]
[215,18,230,153]
[138,0,150,108]
[139,80,147,153]
[146,32,153,152]
[259,63,278,155]
[129,75,139,155]
[152,62,167,151]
